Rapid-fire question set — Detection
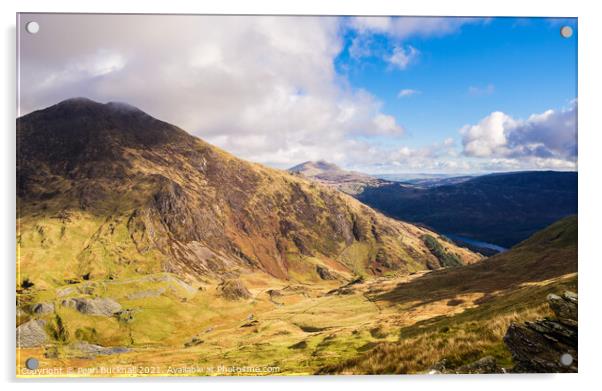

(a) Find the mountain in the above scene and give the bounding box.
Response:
[17,98,479,289]
[376,173,474,188]
[356,171,577,248]
[320,215,578,374]
[288,160,387,195]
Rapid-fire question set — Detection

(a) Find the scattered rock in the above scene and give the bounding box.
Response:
[127,288,166,300]
[289,340,308,350]
[504,291,577,373]
[447,299,464,306]
[218,279,251,300]
[116,308,137,323]
[17,319,48,348]
[316,265,337,280]
[69,341,130,358]
[61,297,122,316]
[56,286,75,297]
[32,302,55,315]
[184,337,204,348]
[151,274,197,295]
[241,319,259,328]
[456,356,503,374]
[429,356,502,374]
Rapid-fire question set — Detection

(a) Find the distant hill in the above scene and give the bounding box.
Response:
[356,171,577,248]
[288,160,388,195]
[376,173,474,188]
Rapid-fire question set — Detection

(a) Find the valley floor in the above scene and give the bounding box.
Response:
[17,268,577,377]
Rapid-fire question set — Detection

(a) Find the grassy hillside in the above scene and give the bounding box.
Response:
[17,99,485,377]
[17,216,575,376]
[319,215,577,374]
[17,99,480,291]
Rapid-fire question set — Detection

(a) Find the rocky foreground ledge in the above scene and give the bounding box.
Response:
[504,291,578,373]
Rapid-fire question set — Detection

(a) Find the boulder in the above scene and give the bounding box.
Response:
[32,302,55,315]
[316,265,337,280]
[547,291,577,327]
[17,319,47,348]
[218,279,251,300]
[61,297,121,316]
[69,341,130,358]
[504,291,577,373]
[456,356,503,374]
[429,356,502,374]
[127,288,165,300]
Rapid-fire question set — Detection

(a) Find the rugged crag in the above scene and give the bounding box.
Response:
[504,291,578,373]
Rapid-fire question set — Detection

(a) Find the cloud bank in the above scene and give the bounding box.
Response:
[20,14,406,169]
[461,102,577,169]
[18,14,576,174]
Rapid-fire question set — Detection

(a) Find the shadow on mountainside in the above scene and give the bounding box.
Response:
[372,216,577,309]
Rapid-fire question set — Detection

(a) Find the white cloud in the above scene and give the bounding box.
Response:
[398,89,420,98]
[387,45,419,69]
[348,16,481,39]
[19,14,406,169]
[461,102,577,167]
[345,17,481,71]
[372,114,405,135]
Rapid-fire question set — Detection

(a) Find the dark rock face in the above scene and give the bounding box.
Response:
[316,265,337,280]
[504,291,577,373]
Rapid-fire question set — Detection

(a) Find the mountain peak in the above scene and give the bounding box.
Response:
[289,160,343,175]
[17,98,192,170]
[288,160,385,195]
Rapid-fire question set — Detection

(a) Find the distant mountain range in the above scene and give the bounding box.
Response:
[290,161,577,249]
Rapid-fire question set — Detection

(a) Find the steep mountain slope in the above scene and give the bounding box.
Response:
[289,160,387,195]
[356,171,578,248]
[17,98,479,289]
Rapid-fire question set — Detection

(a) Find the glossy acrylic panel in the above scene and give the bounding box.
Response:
[17,14,578,377]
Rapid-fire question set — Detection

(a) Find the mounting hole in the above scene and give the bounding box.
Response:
[25,357,39,370]
[25,21,40,34]
[560,26,573,39]
[560,353,573,366]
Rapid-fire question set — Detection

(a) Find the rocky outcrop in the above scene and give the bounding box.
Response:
[67,341,130,358]
[504,291,577,373]
[316,265,337,280]
[429,356,503,374]
[218,279,251,300]
[61,297,122,316]
[32,302,55,315]
[17,319,48,348]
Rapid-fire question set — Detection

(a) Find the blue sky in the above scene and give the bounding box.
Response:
[20,15,578,174]
[335,18,577,173]
[336,17,577,153]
